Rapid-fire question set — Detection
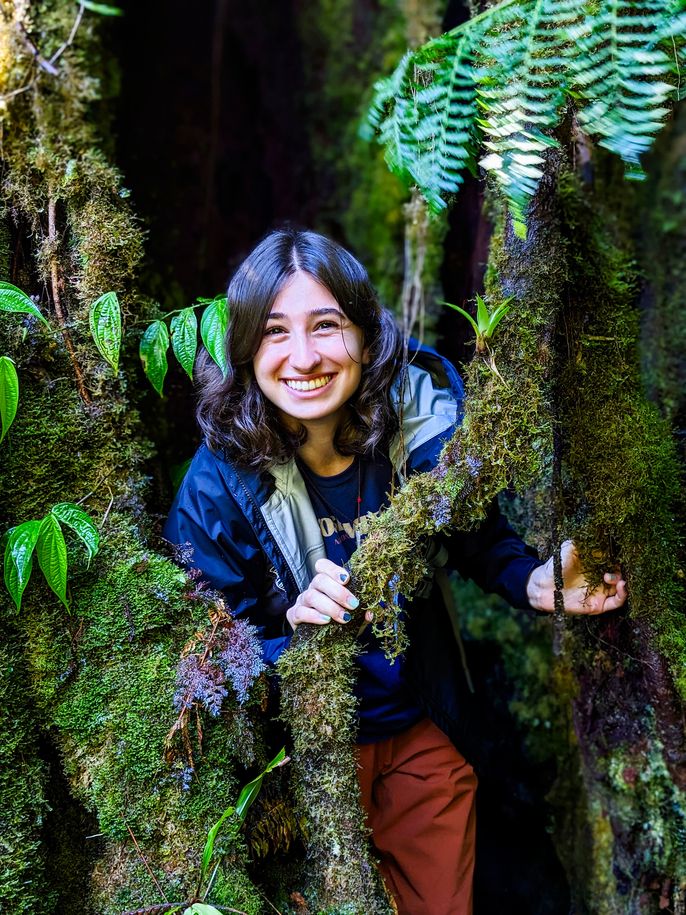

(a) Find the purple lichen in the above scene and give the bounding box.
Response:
[432,494,452,529]
[216,618,266,705]
[173,654,227,717]
[173,616,265,722]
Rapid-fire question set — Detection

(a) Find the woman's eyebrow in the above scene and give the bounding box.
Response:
[266,307,343,320]
[309,307,344,318]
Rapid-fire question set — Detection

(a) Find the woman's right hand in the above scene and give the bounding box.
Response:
[286,558,373,631]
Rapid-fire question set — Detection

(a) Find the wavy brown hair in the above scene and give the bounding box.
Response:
[196,227,404,470]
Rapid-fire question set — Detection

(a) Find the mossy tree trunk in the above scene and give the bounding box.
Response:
[0,5,271,913]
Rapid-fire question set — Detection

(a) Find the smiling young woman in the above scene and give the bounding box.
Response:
[252,271,369,475]
[165,227,627,914]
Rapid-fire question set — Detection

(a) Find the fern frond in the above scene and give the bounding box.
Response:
[366,33,482,212]
[568,0,677,175]
[364,0,686,230]
[408,30,481,211]
[365,52,422,189]
[477,0,578,235]
[656,0,686,99]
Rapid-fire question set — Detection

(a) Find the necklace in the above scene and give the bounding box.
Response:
[297,455,363,551]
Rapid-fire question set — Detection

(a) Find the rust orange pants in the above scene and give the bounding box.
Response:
[356,717,477,915]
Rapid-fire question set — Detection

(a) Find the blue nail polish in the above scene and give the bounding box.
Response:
[342,612,352,622]
[348,597,360,609]
[340,572,348,582]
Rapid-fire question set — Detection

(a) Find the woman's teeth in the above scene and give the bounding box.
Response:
[285,375,332,391]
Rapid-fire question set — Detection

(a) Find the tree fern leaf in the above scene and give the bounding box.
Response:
[365,53,422,187]
[364,0,685,226]
[476,0,576,231]
[405,29,482,209]
[569,0,679,166]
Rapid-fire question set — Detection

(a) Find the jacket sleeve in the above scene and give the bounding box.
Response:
[163,452,292,666]
[442,500,542,610]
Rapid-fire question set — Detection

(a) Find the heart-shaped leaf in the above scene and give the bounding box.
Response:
[36,514,69,609]
[200,297,229,376]
[0,356,19,443]
[171,308,198,380]
[140,320,170,396]
[3,520,41,610]
[0,282,51,328]
[51,503,100,563]
[89,291,122,373]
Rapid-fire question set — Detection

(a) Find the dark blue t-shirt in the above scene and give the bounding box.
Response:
[297,455,423,743]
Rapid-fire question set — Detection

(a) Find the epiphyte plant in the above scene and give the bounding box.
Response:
[442,294,512,354]
[3,503,100,610]
[191,747,288,906]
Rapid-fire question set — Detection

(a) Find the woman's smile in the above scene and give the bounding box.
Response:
[282,373,335,393]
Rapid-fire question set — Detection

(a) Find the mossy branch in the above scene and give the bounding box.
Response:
[278,624,394,913]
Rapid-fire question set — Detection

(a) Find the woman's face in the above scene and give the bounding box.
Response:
[252,270,368,432]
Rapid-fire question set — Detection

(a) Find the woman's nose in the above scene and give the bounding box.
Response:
[289,333,321,372]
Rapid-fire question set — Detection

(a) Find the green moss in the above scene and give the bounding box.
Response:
[278,627,392,913]
[0,376,148,525]
[556,172,686,697]
[0,638,54,914]
[210,860,267,915]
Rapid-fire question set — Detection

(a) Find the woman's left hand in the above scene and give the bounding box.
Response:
[526,540,627,615]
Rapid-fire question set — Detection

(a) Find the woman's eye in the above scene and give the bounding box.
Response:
[315,320,339,331]
[264,326,286,336]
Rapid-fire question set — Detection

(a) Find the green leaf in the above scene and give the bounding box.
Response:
[36,514,69,609]
[0,356,19,443]
[200,297,229,376]
[79,0,124,15]
[486,300,512,335]
[139,321,170,396]
[50,503,100,563]
[236,746,287,819]
[171,307,198,380]
[475,294,489,335]
[89,291,122,373]
[3,520,41,610]
[440,300,479,338]
[199,806,237,893]
[198,747,287,893]
[0,282,51,328]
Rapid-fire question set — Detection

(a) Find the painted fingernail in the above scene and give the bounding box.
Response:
[348,597,360,609]
[340,572,349,583]
[607,573,618,582]
[342,612,352,622]
[319,613,330,622]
